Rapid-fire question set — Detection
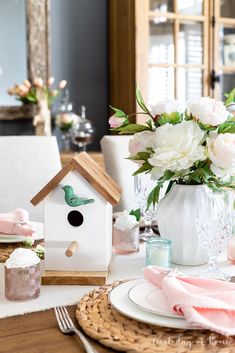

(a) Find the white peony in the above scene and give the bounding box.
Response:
[129,130,155,157]
[148,121,206,179]
[207,132,235,177]
[150,99,185,117]
[187,97,229,126]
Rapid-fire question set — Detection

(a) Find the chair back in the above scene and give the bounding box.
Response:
[100,135,136,212]
[0,136,61,221]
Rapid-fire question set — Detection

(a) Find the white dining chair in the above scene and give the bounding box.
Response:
[0,136,61,221]
[100,135,136,212]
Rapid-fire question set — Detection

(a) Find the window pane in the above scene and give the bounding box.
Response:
[221,0,235,18]
[221,73,235,97]
[177,69,203,101]
[177,0,203,15]
[149,20,174,64]
[148,67,174,106]
[220,26,235,67]
[150,0,173,12]
[178,22,203,64]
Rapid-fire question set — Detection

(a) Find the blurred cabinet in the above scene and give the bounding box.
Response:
[109,0,235,118]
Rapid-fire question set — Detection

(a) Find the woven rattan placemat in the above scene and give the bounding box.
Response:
[76,281,235,353]
[0,240,44,263]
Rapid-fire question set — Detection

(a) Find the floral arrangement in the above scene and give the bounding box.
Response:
[109,89,235,208]
[8,77,67,107]
[55,111,78,132]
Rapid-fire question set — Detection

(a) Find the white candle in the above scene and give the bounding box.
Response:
[149,247,170,268]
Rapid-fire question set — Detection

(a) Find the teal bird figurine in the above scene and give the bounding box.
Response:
[62,185,95,207]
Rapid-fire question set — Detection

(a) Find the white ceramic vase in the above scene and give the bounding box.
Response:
[156,184,208,266]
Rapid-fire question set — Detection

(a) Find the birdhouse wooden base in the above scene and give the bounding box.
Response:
[41,270,108,285]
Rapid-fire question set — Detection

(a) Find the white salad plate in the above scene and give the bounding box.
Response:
[0,222,44,243]
[109,279,202,330]
[128,280,182,319]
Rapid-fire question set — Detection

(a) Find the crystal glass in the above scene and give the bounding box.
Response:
[134,174,157,240]
[5,263,41,301]
[112,226,139,254]
[146,238,171,268]
[56,90,79,152]
[71,105,95,151]
[195,188,234,281]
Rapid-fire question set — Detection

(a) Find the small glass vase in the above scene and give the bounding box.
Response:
[5,263,41,301]
[112,226,139,254]
[61,131,71,152]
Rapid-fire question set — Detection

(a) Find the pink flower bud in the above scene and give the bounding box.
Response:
[23,79,31,88]
[108,115,126,128]
[33,77,43,88]
[51,89,58,97]
[59,80,67,89]
[48,76,55,86]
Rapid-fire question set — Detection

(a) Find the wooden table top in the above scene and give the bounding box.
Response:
[0,305,116,353]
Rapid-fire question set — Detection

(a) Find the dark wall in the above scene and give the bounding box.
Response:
[0,0,109,151]
[51,0,109,151]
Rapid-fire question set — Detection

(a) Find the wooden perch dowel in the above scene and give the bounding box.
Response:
[65,241,78,257]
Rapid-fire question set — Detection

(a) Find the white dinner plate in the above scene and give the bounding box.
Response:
[0,222,44,243]
[109,279,202,330]
[128,280,182,319]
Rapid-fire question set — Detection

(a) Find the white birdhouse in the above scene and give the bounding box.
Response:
[31,152,121,285]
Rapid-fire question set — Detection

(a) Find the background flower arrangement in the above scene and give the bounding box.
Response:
[8,77,67,136]
[109,89,235,208]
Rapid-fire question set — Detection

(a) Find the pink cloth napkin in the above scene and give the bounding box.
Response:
[144,266,235,336]
[0,209,34,236]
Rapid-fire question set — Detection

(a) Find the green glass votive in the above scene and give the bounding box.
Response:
[146,238,171,268]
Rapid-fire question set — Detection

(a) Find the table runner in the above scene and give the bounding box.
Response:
[0,244,235,319]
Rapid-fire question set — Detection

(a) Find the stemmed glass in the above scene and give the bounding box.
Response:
[71,105,95,151]
[195,187,234,281]
[134,174,157,240]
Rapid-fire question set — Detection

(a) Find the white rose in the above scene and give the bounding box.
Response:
[187,97,229,126]
[148,121,206,179]
[207,132,235,177]
[114,212,138,231]
[150,99,185,117]
[129,130,155,158]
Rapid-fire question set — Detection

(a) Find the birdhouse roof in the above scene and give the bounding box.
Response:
[31,152,122,206]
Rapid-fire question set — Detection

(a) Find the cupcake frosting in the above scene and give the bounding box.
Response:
[5,248,40,269]
[114,212,138,231]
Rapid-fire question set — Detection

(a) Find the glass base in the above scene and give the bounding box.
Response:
[198,267,231,281]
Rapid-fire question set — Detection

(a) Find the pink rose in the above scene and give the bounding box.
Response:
[59,80,67,89]
[108,114,125,128]
[129,130,155,163]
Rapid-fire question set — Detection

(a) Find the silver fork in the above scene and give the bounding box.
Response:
[54,306,98,353]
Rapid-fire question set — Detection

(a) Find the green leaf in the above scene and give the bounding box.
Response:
[164,180,175,196]
[159,170,176,182]
[136,87,151,116]
[109,105,127,118]
[132,162,152,176]
[129,209,141,222]
[225,88,235,106]
[116,123,152,134]
[146,184,161,210]
[158,112,183,125]
[129,151,151,161]
[218,121,235,134]
[198,122,217,131]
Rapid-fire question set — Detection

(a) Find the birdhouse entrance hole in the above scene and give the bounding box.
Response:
[67,210,84,227]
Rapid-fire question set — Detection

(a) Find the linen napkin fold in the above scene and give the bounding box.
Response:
[144,266,235,336]
[0,208,34,236]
